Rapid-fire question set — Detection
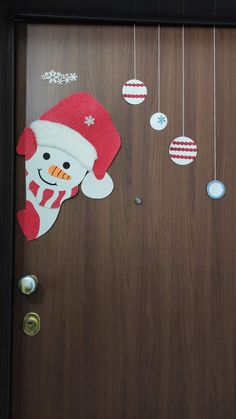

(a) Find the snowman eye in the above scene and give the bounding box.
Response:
[63,162,70,169]
[43,153,50,160]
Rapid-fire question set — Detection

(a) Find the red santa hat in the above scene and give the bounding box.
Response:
[19,92,121,198]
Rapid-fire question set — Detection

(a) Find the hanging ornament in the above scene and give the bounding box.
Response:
[207,180,225,200]
[169,136,198,165]
[150,112,168,130]
[16,93,121,241]
[150,25,168,131]
[207,27,226,200]
[122,79,147,105]
[169,26,198,165]
[122,25,147,105]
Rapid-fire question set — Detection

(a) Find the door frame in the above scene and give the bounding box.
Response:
[0,6,15,419]
[1,4,236,418]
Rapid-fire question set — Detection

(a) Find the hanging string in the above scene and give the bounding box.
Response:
[213,26,217,180]
[182,25,185,137]
[158,24,161,112]
[134,24,137,79]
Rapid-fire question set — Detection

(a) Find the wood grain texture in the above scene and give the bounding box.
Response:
[12,24,236,419]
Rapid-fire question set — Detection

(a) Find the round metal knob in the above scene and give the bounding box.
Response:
[134,196,143,205]
[23,312,41,336]
[18,275,38,295]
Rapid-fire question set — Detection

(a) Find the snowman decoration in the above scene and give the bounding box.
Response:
[17,92,121,240]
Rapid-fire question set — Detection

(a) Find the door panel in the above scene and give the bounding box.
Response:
[12,24,236,419]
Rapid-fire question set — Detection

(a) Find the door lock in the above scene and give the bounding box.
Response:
[18,275,38,295]
[23,312,41,336]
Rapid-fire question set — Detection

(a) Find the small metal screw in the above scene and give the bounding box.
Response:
[134,196,143,205]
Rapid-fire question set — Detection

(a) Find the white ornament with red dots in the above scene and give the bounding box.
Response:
[169,136,198,166]
[122,79,147,105]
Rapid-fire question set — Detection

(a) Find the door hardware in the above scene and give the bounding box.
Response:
[134,196,143,205]
[23,313,41,336]
[18,275,38,295]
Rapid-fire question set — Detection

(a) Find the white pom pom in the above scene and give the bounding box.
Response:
[81,172,114,199]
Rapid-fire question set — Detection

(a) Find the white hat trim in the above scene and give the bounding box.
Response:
[81,172,114,199]
[31,120,97,171]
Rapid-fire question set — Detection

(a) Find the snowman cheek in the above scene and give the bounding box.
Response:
[54,172,83,188]
[25,153,41,177]
[64,169,86,187]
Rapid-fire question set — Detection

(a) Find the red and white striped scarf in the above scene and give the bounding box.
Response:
[27,178,79,209]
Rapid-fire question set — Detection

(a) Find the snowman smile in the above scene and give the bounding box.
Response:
[38,169,57,186]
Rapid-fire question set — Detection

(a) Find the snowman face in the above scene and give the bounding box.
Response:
[26,146,88,190]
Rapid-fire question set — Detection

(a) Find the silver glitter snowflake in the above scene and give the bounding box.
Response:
[41,70,78,84]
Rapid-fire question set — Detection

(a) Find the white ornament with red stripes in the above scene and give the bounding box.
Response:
[169,136,198,166]
[122,79,147,105]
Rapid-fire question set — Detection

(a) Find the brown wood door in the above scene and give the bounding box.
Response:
[12,24,236,419]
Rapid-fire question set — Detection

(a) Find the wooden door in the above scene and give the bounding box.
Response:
[12,24,236,419]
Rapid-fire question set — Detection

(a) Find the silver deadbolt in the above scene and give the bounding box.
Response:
[18,275,38,295]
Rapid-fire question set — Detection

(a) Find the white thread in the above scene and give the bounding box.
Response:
[134,24,137,79]
[182,25,185,137]
[158,25,161,112]
[213,26,217,180]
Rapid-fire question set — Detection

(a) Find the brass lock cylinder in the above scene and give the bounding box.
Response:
[23,312,41,336]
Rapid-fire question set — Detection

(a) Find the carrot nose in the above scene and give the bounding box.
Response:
[48,165,72,180]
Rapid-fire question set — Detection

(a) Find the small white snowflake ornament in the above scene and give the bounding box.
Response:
[150,112,168,131]
[122,79,147,105]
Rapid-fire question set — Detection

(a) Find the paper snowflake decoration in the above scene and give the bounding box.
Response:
[84,115,95,126]
[41,70,78,84]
